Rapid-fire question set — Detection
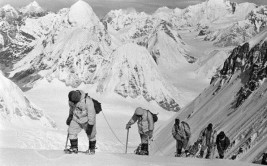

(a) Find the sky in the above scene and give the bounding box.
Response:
[0,0,267,18]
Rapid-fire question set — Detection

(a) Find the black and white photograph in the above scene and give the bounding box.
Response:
[0,0,267,165]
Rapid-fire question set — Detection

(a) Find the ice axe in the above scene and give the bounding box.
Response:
[125,128,130,154]
[64,133,69,152]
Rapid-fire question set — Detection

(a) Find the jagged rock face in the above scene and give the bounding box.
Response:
[212,39,267,108]
[0,20,35,74]
[0,5,52,75]
[247,6,267,33]
[0,72,56,128]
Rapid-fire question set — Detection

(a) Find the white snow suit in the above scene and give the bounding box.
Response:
[199,128,216,153]
[68,90,96,141]
[127,108,154,143]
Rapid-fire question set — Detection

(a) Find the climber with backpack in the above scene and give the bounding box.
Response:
[65,90,101,154]
[125,107,157,155]
[172,118,191,157]
[216,131,230,159]
[197,123,216,159]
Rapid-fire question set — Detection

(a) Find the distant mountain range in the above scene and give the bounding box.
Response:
[1,0,267,113]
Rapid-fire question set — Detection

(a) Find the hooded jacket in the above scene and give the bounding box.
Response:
[199,127,216,147]
[172,123,187,141]
[216,132,230,153]
[68,90,96,125]
[128,108,154,134]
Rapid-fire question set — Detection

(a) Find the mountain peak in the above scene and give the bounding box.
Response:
[2,4,15,10]
[68,0,99,27]
[31,1,39,6]
[206,0,226,4]
[20,0,44,15]
[154,6,173,14]
[1,4,19,18]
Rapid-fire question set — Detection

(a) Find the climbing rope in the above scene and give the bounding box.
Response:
[101,111,167,155]
[101,111,136,148]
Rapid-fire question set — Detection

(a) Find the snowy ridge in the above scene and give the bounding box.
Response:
[147,20,195,69]
[112,15,195,67]
[0,72,55,128]
[151,29,267,163]
[103,8,147,31]
[94,43,180,111]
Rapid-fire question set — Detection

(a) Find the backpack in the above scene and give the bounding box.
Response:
[147,110,158,123]
[181,121,191,138]
[85,93,102,114]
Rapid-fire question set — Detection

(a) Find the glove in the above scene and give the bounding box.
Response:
[66,115,73,125]
[86,124,94,135]
[146,130,153,139]
[126,123,131,129]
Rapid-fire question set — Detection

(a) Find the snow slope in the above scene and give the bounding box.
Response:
[0,148,256,166]
[0,72,55,128]
[151,28,267,163]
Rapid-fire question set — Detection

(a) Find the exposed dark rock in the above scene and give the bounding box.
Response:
[211,40,267,108]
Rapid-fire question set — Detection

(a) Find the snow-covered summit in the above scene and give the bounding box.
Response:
[0,4,19,18]
[154,6,173,14]
[2,4,16,11]
[153,7,174,21]
[68,0,99,28]
[20,1,45,16]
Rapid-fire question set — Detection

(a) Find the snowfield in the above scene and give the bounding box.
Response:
[0,148,256,166]
[0,70,257,166]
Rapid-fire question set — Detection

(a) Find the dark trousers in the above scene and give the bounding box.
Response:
[176,140,183,155]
